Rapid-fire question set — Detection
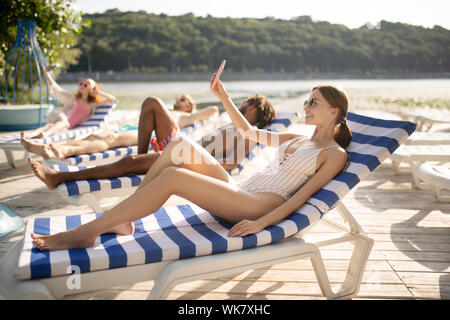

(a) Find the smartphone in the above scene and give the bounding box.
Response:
[212,59,226,88]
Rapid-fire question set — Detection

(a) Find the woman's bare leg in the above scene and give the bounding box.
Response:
[50,131,138,159]
[35,120,70,138]
[21,123,53,139]
[32,166,284,251]
[29,153,159,189]
[137,97,178,154]
[20,138,54,159]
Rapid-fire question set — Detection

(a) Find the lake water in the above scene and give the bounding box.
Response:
[62,78,450,111]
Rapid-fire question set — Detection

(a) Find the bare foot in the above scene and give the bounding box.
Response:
[104,223,134,236]
[28,157,61,189]
[31,223,134,251]
[21,138,54,159]
[21,131,38,139]
[31,228,96,251]
[49,144,68,159]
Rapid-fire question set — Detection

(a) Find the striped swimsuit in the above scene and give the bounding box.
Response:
[238,137,338,200]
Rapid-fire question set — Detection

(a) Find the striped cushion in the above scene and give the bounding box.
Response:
[0,103,116,145]
[15,112,416,280]
[60,114,220,166]
[55,112,300,197]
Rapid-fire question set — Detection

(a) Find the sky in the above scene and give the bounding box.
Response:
[73,0,450,30]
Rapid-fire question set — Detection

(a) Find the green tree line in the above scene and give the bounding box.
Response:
[69,10,449,74]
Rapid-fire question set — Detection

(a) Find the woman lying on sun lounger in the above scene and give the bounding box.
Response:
[21,94,218,159]
[21,66,117,140]
[28,93,275,188]
[31,75,351,251]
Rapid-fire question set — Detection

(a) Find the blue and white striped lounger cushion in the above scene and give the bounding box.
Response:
[0,103,116,146]
[15,112,415,280]
[56,114,221,166]
[54,112,300,197]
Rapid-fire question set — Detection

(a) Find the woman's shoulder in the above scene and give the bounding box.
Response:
[322,145,348,162]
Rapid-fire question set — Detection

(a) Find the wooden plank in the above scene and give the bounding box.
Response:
[397,272,450,286]
[389,260,450,273]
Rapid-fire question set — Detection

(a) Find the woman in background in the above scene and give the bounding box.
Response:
[21,65,117,139]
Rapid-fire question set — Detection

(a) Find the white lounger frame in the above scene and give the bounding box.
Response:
[391,145,450,190]
[0,201,373,300]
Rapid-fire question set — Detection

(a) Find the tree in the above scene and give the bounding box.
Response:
[0,0,90,72]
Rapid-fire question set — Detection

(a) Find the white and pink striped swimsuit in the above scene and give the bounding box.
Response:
[238,137,338,200]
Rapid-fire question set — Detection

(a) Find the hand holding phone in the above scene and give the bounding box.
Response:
[211,59,226,88]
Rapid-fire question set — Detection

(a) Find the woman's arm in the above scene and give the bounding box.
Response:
[210,74,297,147]
[178,106,219,128]
[44,69,74,105]
[92,89,117,106]
[228,149,347,237]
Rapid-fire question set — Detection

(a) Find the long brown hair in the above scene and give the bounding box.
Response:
[76,78,102,103]
[240,94,276,129]
[313,84,352,149]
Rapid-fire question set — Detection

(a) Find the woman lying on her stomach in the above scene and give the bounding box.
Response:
[31,74,352,251]
[21,65,117,140]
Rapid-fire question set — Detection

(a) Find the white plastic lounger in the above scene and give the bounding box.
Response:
[43,114,220,167]
[52,112,300,212]
[390,144,450,189]
[417,163,450,202]
[396,107,450,131]
[0,103,117,168]
[0,112,416,300]
[404,131,450,145]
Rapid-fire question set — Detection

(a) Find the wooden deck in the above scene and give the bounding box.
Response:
[0,134,449,300]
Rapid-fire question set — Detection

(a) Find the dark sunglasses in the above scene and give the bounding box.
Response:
[303,98,318,108]
[179,97,186,102]
[79,82,89,88]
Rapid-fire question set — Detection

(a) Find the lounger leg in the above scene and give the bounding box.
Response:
[433,186,450,202]
[410,161,432,190]
[320,201,374,299]
[3,149,29,168]
[391,158,412,175]
[4,149,16,168]
[334,234,374,299]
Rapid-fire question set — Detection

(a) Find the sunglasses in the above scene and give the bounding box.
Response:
[79,82,89,88]
[179,97,186,102]
[303,98,318,108]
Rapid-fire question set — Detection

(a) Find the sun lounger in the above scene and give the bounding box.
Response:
[0,112,415,300]
[404,131,450,145]
[390,145,450,189]
[43,114,220,167]
[51,112,301,212]
[417,163,450,202]
[0,103,117,168]
[396,107,450,131]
